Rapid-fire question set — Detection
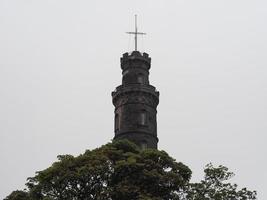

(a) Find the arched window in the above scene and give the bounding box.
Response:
[139,110,147,126]
[140,113,146,125]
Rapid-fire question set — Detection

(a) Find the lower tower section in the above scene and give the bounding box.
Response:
[112,51,159,149]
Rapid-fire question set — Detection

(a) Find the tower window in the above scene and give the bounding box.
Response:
[140,141,148,150]
[139,112,147,126]
[137,74,144,84]
[140,113,145,125]
[115,114,119,131]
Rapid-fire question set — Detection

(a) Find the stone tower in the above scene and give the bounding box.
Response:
[112,51,159,149]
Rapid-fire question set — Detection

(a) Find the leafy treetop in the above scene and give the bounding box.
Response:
[5,140,256,200]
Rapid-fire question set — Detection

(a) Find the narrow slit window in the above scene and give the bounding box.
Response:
[139,112,147,126]
[115,114,119,131]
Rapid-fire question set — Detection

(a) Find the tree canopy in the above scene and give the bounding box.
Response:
[5,140,256,200]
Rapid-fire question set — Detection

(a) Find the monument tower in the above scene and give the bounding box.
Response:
[112,16,159,149]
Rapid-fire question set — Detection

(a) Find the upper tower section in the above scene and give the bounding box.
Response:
[121,51,151,71]
[121,51,151,85]
[112,50,159,149]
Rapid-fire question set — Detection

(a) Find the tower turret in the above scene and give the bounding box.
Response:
[112,51,159,149]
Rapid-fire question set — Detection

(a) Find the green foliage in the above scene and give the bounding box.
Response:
[183,163,257,200]
[12,140,191,200]
[5,140,257,200]
[4,190,29,200]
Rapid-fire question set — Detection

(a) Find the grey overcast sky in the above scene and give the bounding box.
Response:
[0,0,266,199]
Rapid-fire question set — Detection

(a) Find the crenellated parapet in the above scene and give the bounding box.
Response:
[121,51,151,71]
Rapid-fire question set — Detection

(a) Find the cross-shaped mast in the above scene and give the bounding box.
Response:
[126,15,146,51]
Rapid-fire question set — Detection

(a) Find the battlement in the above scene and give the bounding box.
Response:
[121,51,151,70]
